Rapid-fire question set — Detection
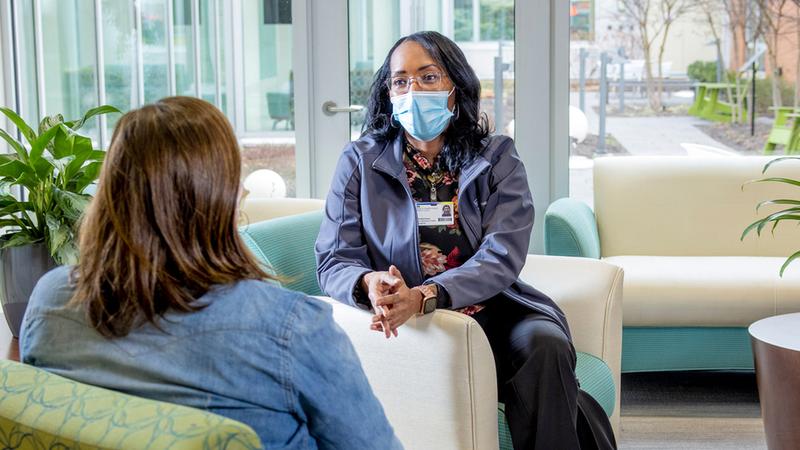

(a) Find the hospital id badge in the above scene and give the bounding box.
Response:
[416,202,455,227]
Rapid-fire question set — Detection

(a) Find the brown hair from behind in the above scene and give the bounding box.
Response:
[72,96,273,337]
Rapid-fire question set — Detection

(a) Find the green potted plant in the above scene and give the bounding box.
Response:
[742,156,800,276]
[0,105,120,336]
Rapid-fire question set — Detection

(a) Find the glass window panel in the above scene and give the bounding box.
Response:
[101,0,135,136]
[141,0,170,103]
[454,0,473,42]
[199,0,217,105]
[7,0,294,196]
[348,0,515,140]
[173,0,195,96]
[240,0,295,196]
[41,0,100,141]
[214,0,229,115]
[14,0,39,128]
[479,0,513,42]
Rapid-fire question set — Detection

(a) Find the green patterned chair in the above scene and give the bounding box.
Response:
[0,360,262,449]
[240,207,622,449]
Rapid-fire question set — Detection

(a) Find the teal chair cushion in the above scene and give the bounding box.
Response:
[239,210,324,296]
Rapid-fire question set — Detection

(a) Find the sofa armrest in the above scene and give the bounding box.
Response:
[318,297,499,450]
[544,198,601,258]
[518,255,623,434]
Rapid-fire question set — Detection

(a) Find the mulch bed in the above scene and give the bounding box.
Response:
[241,143,297,197]
[694,122,774,155]
[572,133,630,158]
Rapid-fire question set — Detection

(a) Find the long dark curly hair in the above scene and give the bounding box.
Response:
[361,31,492,174]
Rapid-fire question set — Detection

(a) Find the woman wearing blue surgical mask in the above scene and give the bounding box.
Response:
[315,31,616,450]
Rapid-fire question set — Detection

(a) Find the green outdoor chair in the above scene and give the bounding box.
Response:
[0,360,263,450]
[764,106,800,154]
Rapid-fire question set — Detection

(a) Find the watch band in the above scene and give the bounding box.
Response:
[416,284,436,314]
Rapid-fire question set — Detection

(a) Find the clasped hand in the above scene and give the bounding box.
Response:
[361,265,422,339]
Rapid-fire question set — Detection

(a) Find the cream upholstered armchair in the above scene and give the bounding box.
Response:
[239,198,623,449]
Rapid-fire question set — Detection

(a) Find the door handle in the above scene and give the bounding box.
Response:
[322,101,365,116]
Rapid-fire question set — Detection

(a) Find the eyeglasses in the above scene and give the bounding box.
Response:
[386,71,448,95]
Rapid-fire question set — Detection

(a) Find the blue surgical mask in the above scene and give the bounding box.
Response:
[390,88,455,142]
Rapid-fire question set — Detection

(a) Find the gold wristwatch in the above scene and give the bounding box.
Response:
[416,284,437,315]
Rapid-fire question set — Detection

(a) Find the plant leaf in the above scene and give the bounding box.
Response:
[0,128,28,163]
[28,124,60,162]
[756,199,800,211]
[0,231,41,249]
[52,239,78,265]
[65,105,122,130]
[780,250,800,277]
[763,156,800,173]
[32,154,55,179]
[0,219,22,228]
[53,189,91,222]
[0,159,35,181]
[45,214,69,254]
[72,161,104,193]
[748,177,800,189]
[0,107,36,144]
[52,124,92,160]
[63,140,95,182]
[88,150,106,161]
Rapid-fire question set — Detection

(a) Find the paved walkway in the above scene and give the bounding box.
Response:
[604,116,734,155]
[567,92,735,208]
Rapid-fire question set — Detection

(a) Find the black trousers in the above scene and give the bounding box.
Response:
[472,297,616,450]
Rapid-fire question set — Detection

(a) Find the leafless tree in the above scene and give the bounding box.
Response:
[618,0,694,111]
[654,1,695,102]
[721,0,748,70]
[792,0,800,107]
[696,0,725,80]
[754,0,792,110]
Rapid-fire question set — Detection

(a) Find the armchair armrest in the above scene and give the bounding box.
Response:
[518,255,623,434]
[240,197,324,224]
[544,198,601,258]
[318,297,499,450]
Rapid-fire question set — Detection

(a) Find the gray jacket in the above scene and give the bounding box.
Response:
[315,133,570,338]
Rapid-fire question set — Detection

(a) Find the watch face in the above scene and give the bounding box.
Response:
[423,296,437,314]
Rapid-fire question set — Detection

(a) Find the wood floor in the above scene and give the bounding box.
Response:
[618,371,767,449]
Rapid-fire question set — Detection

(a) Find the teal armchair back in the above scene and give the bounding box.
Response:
[239,210,324,296]
[544,197,601,259]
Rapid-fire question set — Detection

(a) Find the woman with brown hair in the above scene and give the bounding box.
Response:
[20,96,401,449]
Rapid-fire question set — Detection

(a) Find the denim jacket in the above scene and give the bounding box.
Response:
[315,133,570,339]
[20,266,402,450]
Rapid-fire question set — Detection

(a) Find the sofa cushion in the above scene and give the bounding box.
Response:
[605,256,800,326]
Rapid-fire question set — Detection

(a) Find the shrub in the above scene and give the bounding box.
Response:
[687,61,718,83]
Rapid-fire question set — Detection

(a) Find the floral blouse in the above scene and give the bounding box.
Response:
[403,141,485,316]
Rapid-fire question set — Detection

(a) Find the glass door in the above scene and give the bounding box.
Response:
[302,0,516,198]
[347,0,515,141]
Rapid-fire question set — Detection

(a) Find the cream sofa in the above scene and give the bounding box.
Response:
[545,156,800,372]
[240,198,623,448]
